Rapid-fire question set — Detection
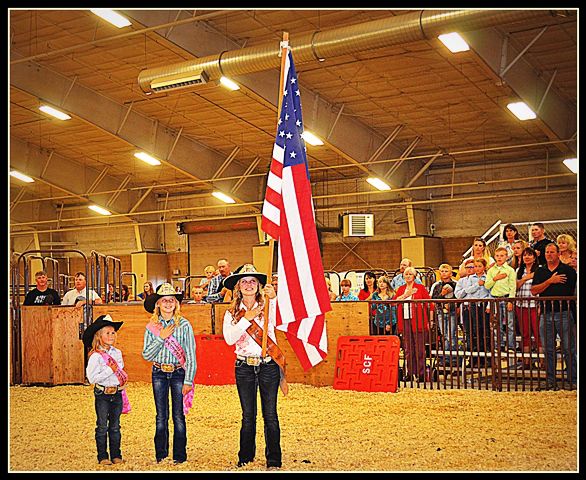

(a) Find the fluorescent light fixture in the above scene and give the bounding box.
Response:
[10,170,35,183]
[301,130,324,146]
[366,177,391,191]
[438,32,470,53]
[134,151,161,166]
[39,105,71,120]
[219,76,240,91]
[563,157,578,174]
[212,191,236,204]
[88,204,112,216]
[507,101,536,120]
[90,9,131,28]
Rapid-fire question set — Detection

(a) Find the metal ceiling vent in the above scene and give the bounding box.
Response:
[343,214,374,237]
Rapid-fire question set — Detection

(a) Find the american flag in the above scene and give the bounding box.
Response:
[261,50,331,370]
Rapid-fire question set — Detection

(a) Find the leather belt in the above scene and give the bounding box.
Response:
[236,355,272,366]
[153,362,182,372]
[95,384,123,394]
[493,295,510,298]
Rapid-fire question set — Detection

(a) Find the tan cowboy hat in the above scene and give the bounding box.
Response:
[222,264,267,291]
[144,282,184,314]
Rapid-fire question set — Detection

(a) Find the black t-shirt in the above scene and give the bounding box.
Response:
[23,288,62,306]
[531,237,555,266]
[532,262,576,313]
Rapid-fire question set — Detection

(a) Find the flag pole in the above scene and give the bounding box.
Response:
[262,31,289,359]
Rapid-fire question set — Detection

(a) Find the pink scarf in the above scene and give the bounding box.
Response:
[147,321,194,415]
[95,350,131,414]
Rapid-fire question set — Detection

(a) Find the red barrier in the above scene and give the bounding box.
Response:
[193,334,236,385]
[333,335,400,393]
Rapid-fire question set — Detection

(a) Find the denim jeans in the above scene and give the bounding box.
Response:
[540,310,577,384]
[437,309,458,360]
[152,366,187,462]
[235,359,281,468]
[497,300,516,350]
[94,388,123,462]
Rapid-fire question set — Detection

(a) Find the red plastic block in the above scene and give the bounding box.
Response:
[333,335,400,393]
[193,334,236,385]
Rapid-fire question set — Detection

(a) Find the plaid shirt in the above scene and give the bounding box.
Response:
[515,275,536,308]
[204,273,230,303]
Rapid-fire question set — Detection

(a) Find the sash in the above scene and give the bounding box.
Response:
[235,308,289,396]
[146,321,194,415]
[95,351,131,414]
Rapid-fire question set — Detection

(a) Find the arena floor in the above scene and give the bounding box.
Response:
[8,382,577,472]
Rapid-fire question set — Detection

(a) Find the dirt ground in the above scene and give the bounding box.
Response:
[8,382,577,472]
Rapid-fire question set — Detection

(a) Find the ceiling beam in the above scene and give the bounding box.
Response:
[9,53,261,209]
[463,27,576,154]
[123,10,403,180]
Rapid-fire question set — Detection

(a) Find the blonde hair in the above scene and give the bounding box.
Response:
[150,298,182,327]
[229,279,265,320]
[90,326,116,353]
[556,234,577,253]
[403,266,418,277]
[438,263,452,272]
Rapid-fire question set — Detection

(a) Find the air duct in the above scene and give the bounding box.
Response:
[138,9,557,94]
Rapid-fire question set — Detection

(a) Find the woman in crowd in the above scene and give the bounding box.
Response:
[394,267,431,381]
[497,223,520,265]
[510,239,528,271]
[515,247,541,369]
[369,275,396,335]
[458,237,496,277]
[557,233,577,265]
[121,284,130,302]
[138,281,155,301]
[358,271,377,301]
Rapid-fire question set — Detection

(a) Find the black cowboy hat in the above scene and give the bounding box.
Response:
[82,314,123,349]
[222,264,267,291]
[144,282,184,314]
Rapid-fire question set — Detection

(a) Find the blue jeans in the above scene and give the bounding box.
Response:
[540,310,577,384]
[94,388,123,462]
[152,366,187,462]
[437,309,458,356]
[497,300,516,350]
[235,359,281,468]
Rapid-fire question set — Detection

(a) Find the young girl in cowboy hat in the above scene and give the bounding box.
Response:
[142,283,196,465]
[222,264,282,469]
[83,314,127,466]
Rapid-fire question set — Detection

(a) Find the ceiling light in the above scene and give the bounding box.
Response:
[366,177,391,191]
[301,131,324,146]
[219,76,240,91]
[90,9,131,28]
[88,205,112,216]
[563,157,577,174]
[39,105,71,120]
[507,101,536,121]
[438,32,470,53]
[134,151,161,166]
[10,170,35,183]
[212,191,236,204]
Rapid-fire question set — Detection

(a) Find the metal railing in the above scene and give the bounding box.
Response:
[368,296,576,391]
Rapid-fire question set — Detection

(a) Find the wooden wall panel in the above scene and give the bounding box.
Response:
[51,308,85,384]
[21,307,53,384]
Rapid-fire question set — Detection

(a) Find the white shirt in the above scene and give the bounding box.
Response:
[223,298,277,357]
[62,287,101,306]
[86,346,124,386]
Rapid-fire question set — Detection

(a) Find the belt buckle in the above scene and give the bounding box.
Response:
[161,364,175,372]
[104,386,117,394]
[246,357,261,366]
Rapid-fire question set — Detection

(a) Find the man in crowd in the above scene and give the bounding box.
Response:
[529,222,554,266]
[204,258,232,303]
[62,271,103,307]
[23,270,61,306]
[531,243,577,391]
